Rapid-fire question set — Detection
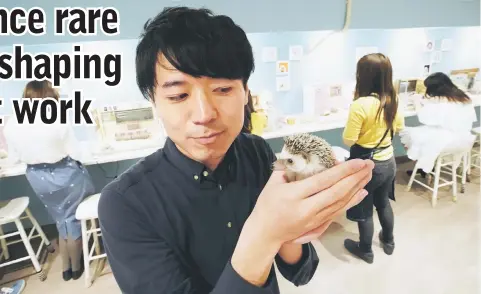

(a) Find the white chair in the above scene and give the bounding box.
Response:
[75,193,107,287]
[0,197,55,281]
[406,142,474,207]
[468,127,481,173]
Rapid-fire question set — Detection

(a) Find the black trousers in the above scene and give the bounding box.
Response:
[350,156,397,251]
[358,204,394,251]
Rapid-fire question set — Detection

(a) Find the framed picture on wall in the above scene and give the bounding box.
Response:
[425,40,435,52]
[422,64,431,77]
[329,85,342,97]
[430,51,442,64]
[441,39,453,51]
[276,61,290,75]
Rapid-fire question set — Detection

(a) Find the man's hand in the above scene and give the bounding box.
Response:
[289,219,335,245]
[231,159,373,286]
[253,158,372,245]
[288,157,367,244]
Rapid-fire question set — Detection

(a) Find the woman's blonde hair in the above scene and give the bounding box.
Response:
[22,80,59,100]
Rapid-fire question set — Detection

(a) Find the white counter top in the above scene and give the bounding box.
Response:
[262,94,481,140]
[0,142,161,178]
[261,104,419,140]
[1,95,479,179]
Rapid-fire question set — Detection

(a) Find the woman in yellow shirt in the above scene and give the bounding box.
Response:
[342,53,405,264]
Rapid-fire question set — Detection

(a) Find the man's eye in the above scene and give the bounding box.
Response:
[167,93,188,101]
[215,87,233,94]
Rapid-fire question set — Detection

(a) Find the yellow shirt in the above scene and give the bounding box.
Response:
[342,96,405,161]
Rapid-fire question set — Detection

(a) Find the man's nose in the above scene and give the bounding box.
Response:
[192,91,217,125]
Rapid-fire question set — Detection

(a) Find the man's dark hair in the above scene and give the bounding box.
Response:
[136,7,255,101]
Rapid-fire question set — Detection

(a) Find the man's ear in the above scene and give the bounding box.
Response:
[244,87,250,106]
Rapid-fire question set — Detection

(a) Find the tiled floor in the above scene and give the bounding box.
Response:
[4,162,480,294]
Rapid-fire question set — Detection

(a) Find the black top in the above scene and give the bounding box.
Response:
[98,133,319,294]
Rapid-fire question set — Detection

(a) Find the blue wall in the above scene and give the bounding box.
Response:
[1,27,479,117]
[0,0,479,46]
[248,27,481,115]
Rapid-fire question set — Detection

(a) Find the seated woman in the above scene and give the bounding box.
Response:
[401,72,477,176]
[4,80,95,282]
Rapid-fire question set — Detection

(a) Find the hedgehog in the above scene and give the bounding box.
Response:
[273,133,337,182]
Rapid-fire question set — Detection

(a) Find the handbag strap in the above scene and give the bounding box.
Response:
[374,127,393,149]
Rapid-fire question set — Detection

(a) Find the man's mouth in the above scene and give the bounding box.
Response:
[193,131,223,145]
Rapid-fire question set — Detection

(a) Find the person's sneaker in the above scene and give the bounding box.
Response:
[379,231,395,255]
[0,279,26,294]
[344,239,374,264]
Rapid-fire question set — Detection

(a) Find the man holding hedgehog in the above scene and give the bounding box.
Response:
[98,7,374,294]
